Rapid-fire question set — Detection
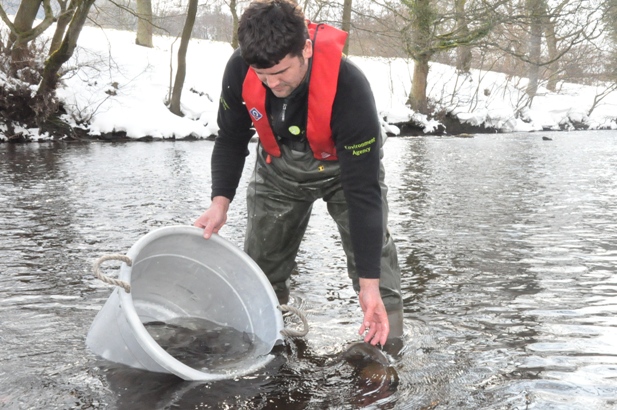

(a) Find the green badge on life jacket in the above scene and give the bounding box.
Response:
[288,125,301,135]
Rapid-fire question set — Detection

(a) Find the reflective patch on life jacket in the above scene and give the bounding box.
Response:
[249,107,263,121]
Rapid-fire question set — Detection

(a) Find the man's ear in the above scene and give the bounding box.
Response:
[303,39,313,59]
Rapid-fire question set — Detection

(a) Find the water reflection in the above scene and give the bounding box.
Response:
[386,132,617,409]
[1,132,616,409]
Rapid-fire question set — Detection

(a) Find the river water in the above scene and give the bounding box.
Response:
[1,131,616,410]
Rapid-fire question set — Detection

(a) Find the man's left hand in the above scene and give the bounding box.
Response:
[358,278,390,346]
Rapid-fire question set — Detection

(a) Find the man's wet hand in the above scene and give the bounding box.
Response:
[358,278,390,346]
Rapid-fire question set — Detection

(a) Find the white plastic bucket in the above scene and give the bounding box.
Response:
[86,225,287,381]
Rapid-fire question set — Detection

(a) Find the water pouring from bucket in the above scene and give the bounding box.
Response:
[86,225,308,381]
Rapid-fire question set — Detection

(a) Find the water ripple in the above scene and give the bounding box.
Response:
[1,133,617,408]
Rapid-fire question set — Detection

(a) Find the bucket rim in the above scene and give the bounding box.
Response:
[118,225,284,381]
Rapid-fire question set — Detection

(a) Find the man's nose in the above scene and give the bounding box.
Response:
[266,75,280,89]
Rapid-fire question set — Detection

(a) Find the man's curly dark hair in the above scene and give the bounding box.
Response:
[238,0,309,69]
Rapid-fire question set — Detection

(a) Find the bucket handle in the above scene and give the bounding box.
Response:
[92,254,132,293]
[278,304,309,337]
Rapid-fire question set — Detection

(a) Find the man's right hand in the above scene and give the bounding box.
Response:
[193,196,231,239]
[358,278,390,346]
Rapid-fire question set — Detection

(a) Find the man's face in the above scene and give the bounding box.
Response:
[252,39,313,98]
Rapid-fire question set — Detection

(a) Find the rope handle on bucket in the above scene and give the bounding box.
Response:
[92,254,132,293]
[278,305,309,337]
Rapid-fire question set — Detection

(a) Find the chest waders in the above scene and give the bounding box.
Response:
[244,143,403,317]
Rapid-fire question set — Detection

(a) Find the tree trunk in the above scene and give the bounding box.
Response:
[7,0,43,67]
[136,0,154,48]
[229,0,239,49]
[37,0,96,101]
[8,0,42,46]
[169,0,198,116]
[606,0,617,79]
[407,56,430,113]
[49,0,75,55]
[543,8,558,91]
[341,0,352,55]
[455,0,471,73]
[526,0,543,100]
[406,0,433,113]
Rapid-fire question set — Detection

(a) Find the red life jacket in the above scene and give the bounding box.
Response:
[242,23,347,160]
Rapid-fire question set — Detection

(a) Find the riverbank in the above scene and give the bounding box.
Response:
[2,25,616,143]
[0,108,606,143]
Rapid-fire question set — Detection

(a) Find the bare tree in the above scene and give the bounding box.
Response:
[89,0,137,31]
[542,4,558,91]
[455,0,472,73]
[339,2,405,57]
[587,83,617,116]
[193,3,234,42]
[406,0,435,113]
[390,0,494,113]
[228,0,240,49]
[49,0,76,55]
[341,0,352,54]
[169,0,198,116]
[603,0,617,81]
[303,0,343,23]
[136,0,154,47]
[525,0,543,99]
[0,0,54,70]
[0,0,93,127]
[481,0,605,101]
[37,0,97,113]
[5,0,42,46]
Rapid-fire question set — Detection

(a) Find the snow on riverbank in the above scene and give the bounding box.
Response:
[1,24,616,141]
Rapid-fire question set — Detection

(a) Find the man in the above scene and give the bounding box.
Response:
[194,0,402,347]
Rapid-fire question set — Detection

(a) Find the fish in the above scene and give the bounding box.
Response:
[339,341,390,366]
[144,317,260,371]
[338,341,399,387]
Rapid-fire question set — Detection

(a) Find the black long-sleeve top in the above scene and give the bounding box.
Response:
[212,48,383,279]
